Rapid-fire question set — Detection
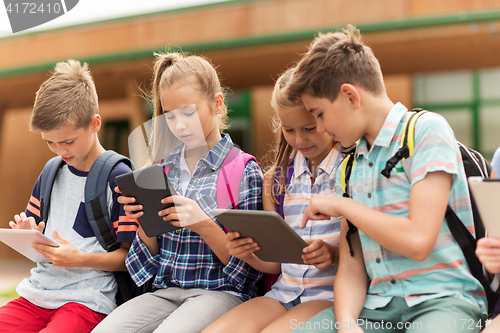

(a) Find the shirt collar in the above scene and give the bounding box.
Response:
[356,102,407,156]
[293,144,340,179]
[163,133,234,171]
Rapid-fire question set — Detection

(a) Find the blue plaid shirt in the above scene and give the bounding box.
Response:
[126,134,263,300]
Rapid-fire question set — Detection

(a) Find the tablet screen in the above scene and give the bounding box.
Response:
[212,209,308,264]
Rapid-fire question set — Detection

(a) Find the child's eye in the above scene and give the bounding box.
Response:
[284,129,294,133]
[305,127,317,131]
[65,141,74,145]
[317,113,323,119]
[185,111,196,116]
[166,114,175,120]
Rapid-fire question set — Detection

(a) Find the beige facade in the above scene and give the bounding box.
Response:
[1,0,500,259]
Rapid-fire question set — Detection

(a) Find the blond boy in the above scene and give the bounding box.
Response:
[0,60,138,333]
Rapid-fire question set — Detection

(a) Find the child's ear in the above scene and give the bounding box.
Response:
[214,93,224,115]
[340,84,361,109]
[91,114,102,133]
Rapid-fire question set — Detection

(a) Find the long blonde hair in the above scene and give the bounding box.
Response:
[149,52,229,164]
[267,68,303,204]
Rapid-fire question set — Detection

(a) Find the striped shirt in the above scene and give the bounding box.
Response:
[266,145,344,303]
[337,102,486,314]
[125,134,263,300]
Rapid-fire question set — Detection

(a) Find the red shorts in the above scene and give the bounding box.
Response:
[0,297,106,333]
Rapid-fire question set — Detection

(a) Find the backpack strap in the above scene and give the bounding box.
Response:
[381,109,426,178]
[85,151,134,252]
[340,150,357,257]
[445,206,499,314]
[217,147,256,209]
[39,156,66,226]
[274,164,294,217]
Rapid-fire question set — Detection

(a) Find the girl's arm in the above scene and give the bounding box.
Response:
[335,219,368,333]
[303,170,451,261]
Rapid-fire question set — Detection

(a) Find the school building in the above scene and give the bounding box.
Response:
[1,0,500,259]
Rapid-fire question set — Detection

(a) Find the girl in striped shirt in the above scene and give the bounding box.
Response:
[204,68,346,333]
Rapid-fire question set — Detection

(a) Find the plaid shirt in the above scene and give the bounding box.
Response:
[126,134,263,300]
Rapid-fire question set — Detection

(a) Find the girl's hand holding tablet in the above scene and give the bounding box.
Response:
[159,193,212,232]
[115,186,144,220]
[225,231,259,262]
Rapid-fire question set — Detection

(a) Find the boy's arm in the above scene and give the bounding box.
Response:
[303,170,451,261]
[34,233,131,270]
[335,218,368,332]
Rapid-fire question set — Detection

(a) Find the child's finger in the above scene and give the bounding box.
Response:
[226,232,241,242]
[117,195,136,205]
[37,221,46,233]
[229,244,259,258]
[302,239,322,253]
[114,186,121,194]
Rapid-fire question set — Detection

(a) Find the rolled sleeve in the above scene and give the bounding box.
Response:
[410,113,459,185]
[125,235,160,287]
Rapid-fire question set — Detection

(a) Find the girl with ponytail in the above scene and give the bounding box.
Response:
[93,52,263,333]
[204,68,345,333]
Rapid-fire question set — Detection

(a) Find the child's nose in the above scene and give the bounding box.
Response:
[175,119,187,131]
[54,144,67,156]
[316,119,326,134]
[296,132,307,145]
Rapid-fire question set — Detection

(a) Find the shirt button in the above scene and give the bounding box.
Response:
[367,193,372,198]
[390,279,396,284]
[376,258,381,263]
[369,163,373,167]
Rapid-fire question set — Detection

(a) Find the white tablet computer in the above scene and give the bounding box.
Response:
[468,177,500,237]
[212,209,308,264]
[0,229,59,263]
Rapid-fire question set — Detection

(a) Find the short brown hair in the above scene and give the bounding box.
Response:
[30,60,98,132]
[287,25,385,102]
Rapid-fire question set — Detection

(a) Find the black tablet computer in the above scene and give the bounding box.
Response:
[212,209,308,264]
[115,164,180,237]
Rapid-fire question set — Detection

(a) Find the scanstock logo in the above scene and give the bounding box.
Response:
[4,0,79,33]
